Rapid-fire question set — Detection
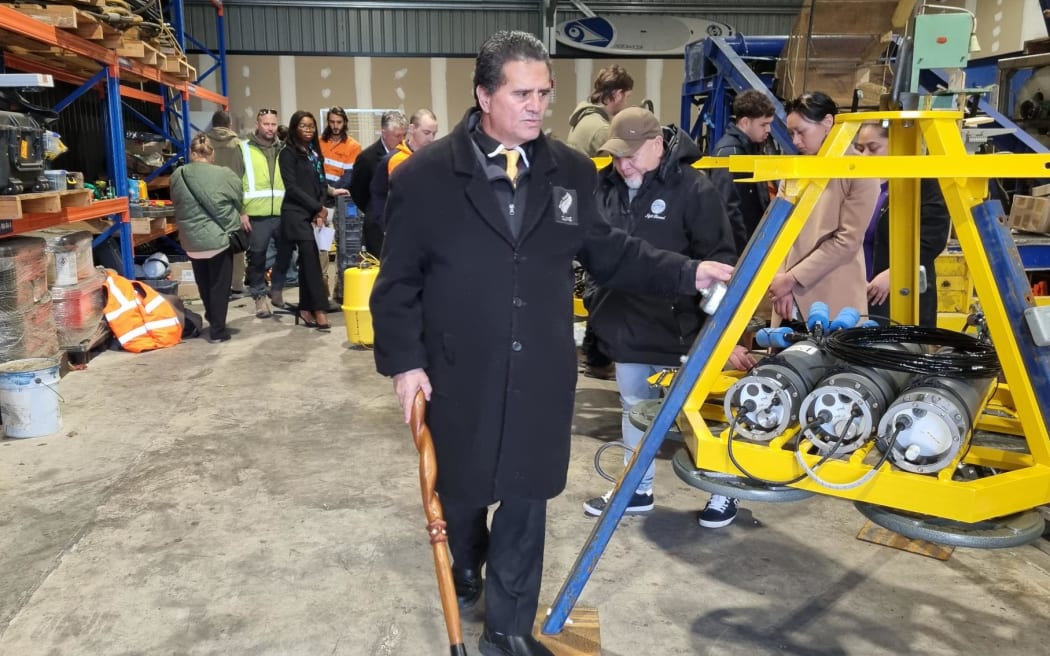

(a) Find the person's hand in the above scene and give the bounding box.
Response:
[773,294,795,321]
[240,214,251,232]
[695,260,734,291]
[331,188,350,197]
[768,272,797,299]
[393,368,432,424]
[867,269,890,305]
[727,345,757,371]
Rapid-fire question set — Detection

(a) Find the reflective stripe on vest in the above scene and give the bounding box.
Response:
[103,270,182,353]
[241,141,286,211]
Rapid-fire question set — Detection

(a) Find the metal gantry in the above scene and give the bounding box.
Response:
[544,111,1050,635]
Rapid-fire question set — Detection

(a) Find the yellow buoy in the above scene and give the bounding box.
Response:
[342,263,379,345]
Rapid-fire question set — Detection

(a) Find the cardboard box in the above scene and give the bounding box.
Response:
[1008,195,1050,234]
[168,262,199,300]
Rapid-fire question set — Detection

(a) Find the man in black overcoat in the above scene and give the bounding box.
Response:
[369,31,734,656]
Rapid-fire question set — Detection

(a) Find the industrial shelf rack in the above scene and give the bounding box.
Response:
[0,1,228,277]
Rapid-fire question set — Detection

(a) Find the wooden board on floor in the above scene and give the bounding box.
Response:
[533,607,600,656]
[856,520,955,560]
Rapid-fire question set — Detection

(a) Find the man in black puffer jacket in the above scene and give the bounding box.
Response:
[582,107,749,519]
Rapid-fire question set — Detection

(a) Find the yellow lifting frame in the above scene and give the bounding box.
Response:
[681,110,1050,524]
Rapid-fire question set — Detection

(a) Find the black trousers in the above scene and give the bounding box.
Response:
[190,249,233,339]
[362,215,384,257]
[291,238,327,312]
[443,496,547,635]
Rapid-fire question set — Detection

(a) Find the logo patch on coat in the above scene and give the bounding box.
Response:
[646,198,667,220]
[553,187,578,225]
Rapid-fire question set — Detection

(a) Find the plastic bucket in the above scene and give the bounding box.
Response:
[342,266,379,346]
[0,358,61,438]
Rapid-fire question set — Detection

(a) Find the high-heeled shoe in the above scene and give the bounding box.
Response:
[295,312,318,328]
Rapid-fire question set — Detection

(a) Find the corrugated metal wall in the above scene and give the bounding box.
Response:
[185,0,801,56]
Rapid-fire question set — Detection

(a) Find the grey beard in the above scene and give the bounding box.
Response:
[624,176,643,190]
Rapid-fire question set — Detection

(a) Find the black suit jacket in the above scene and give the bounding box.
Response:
[370,109,699,504]
[348,138,387,215]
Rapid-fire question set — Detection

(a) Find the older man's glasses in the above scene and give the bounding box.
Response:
[257,109,277,117]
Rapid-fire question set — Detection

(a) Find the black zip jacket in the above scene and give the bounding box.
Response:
[589,126,738,366]
[709,123,770,253]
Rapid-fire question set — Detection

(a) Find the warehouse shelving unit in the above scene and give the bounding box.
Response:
[0,1,228,277]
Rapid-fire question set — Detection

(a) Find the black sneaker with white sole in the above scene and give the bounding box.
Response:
[698,494,739,528]
[583,489,654,517]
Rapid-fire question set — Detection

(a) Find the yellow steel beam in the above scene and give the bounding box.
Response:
[710,154,1050,182]
[692,431,1050,523]
[886,119,923,325]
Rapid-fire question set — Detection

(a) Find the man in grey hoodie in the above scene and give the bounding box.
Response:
[567,65,635,379]
[206,110,247,297]
[565,65,634,157]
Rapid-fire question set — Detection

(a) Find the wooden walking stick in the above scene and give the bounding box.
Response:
[410,390,468,656]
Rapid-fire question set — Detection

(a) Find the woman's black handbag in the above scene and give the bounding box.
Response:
[226,227,250,253]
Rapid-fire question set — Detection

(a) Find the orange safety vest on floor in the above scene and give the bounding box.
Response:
[103,270,182,353]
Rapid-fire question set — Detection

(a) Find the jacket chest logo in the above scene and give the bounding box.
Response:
[553,187,578,225]
[645,198,667,221]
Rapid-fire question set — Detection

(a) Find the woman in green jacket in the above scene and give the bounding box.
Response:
[171,134,245,343]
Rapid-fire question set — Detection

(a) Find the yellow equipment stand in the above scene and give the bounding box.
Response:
[674,110,1050,528]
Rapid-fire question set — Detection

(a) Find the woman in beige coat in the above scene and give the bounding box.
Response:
[769,92,879,323]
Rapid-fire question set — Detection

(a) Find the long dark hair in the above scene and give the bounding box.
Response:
[286,110,321,155]
[321,106,348,142]
[783,91,837,123]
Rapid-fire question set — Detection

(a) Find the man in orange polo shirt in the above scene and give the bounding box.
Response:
[319,106,362,303]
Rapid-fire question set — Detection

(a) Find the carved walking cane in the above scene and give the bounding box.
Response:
[410,390,468,656]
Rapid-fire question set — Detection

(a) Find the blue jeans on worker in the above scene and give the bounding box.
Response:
[615,362,663,495]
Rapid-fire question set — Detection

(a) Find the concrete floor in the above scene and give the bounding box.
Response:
[3,292,1050,656]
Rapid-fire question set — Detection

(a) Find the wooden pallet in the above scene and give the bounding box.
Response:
[69,8,121,46]
[856,520,955,560]
[0,188,94,220]
[116,37,164,67]
[9,3,79,28]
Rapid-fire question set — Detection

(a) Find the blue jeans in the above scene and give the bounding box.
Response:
[615,362,663,494]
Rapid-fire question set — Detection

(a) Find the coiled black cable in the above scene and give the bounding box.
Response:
[823,326,1000,378]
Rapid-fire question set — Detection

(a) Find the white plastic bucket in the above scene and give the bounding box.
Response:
[0,358,61,438]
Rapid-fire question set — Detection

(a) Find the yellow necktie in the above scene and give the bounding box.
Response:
[503,149,519,188]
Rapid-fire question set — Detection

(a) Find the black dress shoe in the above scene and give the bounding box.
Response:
[478,627,554,656]
[452,566,483,609]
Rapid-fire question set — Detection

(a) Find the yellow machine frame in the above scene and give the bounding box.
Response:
[679,110,1050,524]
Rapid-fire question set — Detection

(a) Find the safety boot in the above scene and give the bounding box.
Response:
[254,296,273,318]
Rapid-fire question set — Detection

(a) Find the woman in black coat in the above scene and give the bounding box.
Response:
[278,110,349,329]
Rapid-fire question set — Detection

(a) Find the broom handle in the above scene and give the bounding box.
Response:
[410,391,467,655]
